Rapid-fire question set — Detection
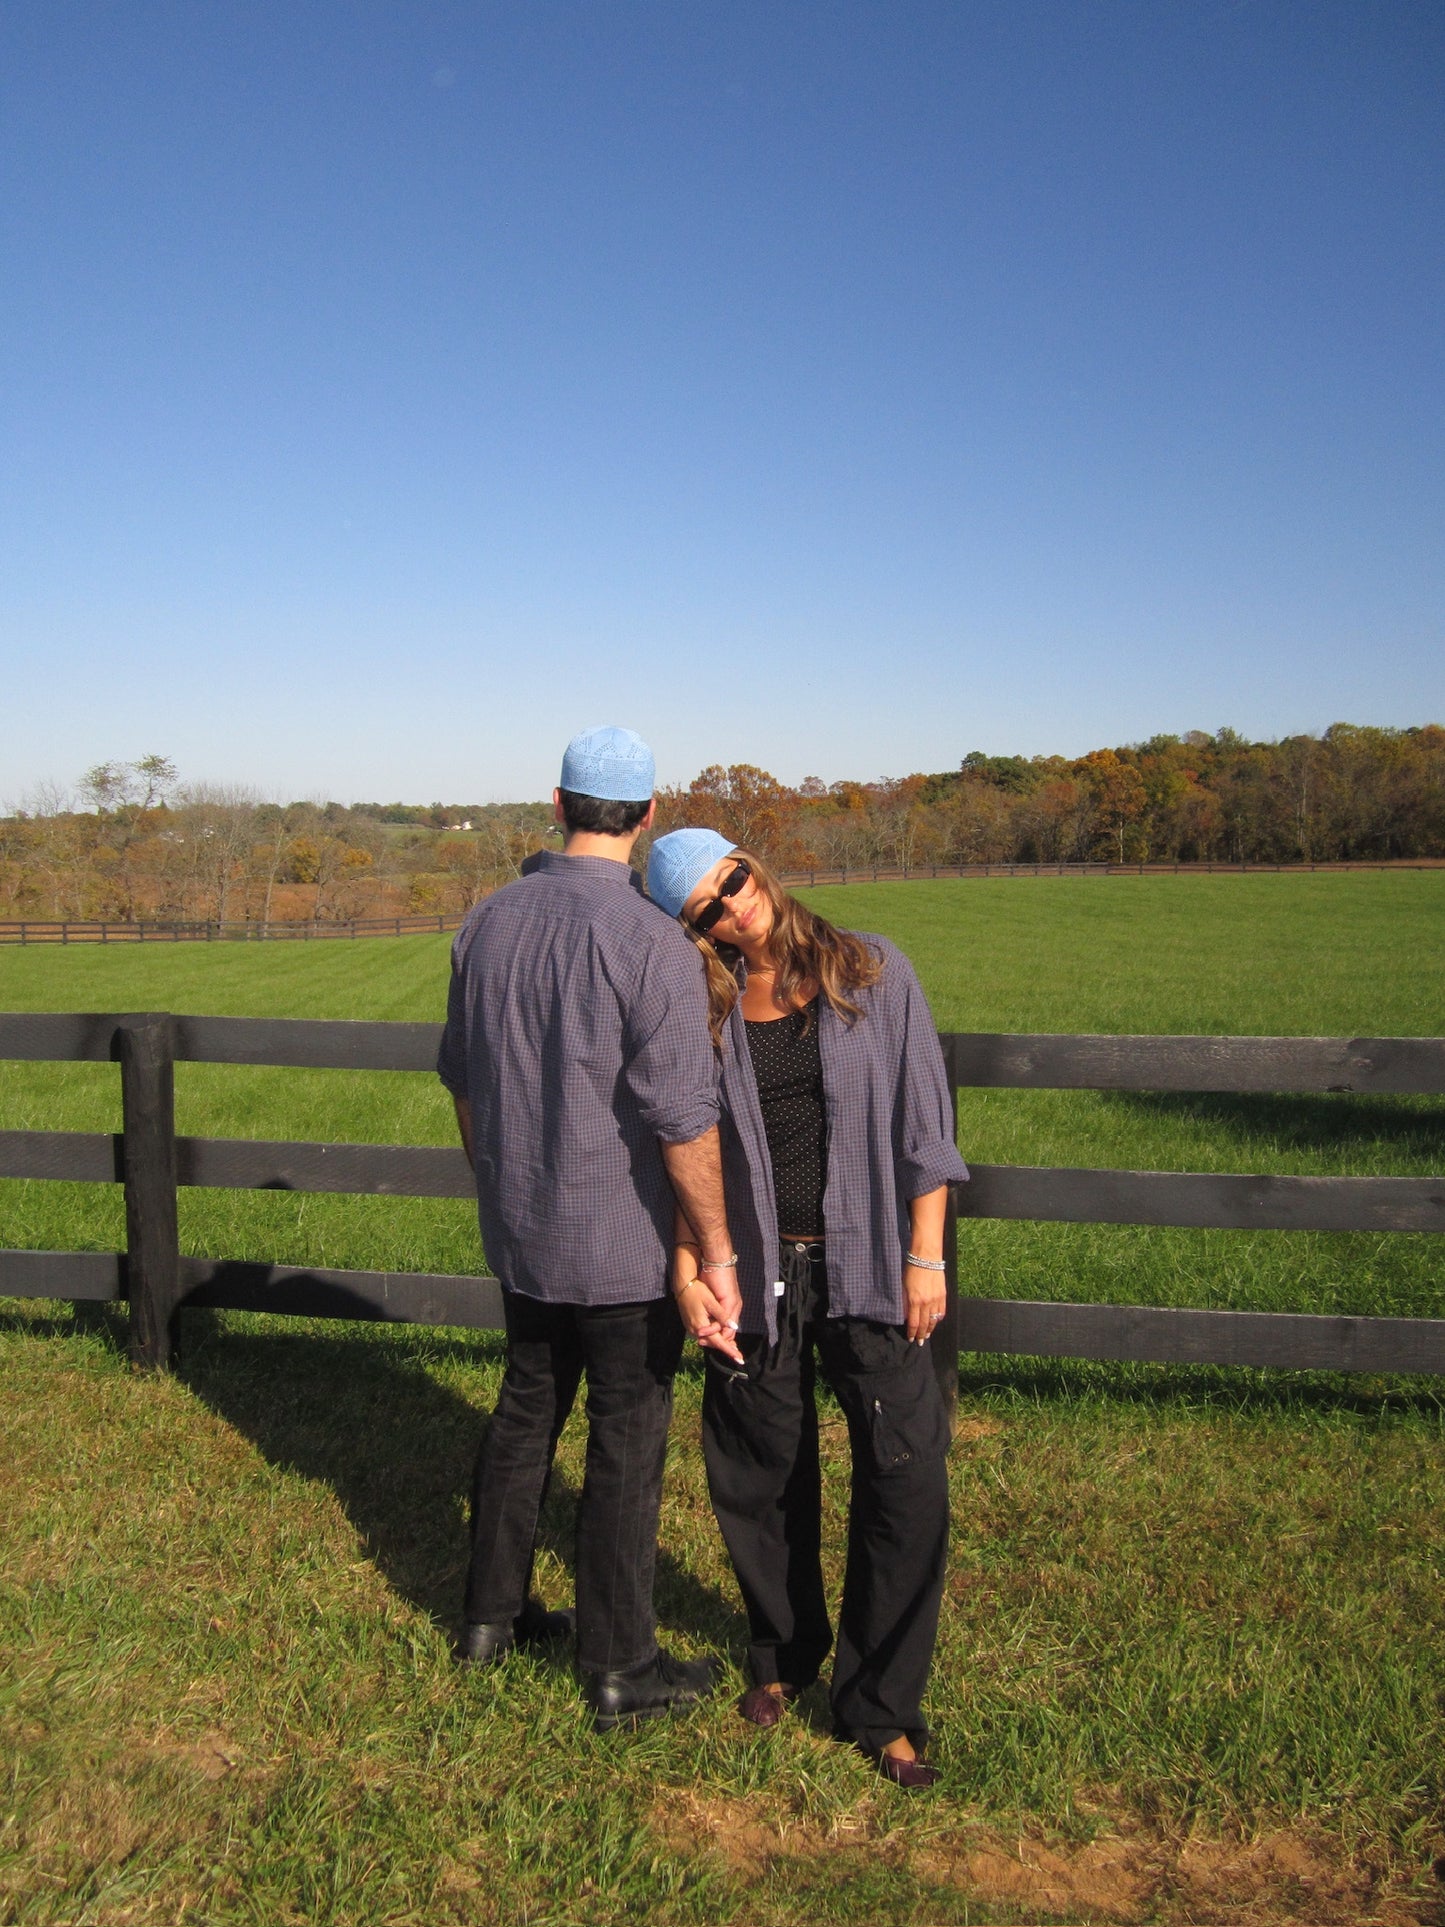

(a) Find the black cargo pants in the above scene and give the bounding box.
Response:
[701,1241,950,1753]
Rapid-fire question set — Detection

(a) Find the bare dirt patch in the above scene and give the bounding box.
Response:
[917,1824,1443,1924]
[654,1788,887,1878]
[657,1786,1441,1924]
[921,1832,1149,1921]
[953,1414,1005,1444]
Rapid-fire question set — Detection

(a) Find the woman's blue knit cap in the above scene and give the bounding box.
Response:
[558,725,656,802]
[647,828,737,920]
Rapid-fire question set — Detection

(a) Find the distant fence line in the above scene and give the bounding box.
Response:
[2,1011,1443,1390]
[0,913,460,947]
[2,859,1440,945]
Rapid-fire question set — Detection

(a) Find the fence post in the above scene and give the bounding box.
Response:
[116,1015,181,1371]
[929,1035,960,1413]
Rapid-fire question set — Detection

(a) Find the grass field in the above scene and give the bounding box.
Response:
[2,874,1443,1925]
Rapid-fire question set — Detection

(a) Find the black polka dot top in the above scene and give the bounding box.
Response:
[744,997,827,1237]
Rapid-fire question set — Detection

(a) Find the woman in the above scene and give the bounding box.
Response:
[646,828,967,1789]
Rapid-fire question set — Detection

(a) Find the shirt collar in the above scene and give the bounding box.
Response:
[531,848,646,893]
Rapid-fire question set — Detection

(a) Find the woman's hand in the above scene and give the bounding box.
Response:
[672,1240,744,1363]
[903,1185,949,1345]
[903,1259,947,1345]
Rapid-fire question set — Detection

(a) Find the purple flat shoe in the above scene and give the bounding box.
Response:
[739,1683,796,1728]
[870,1749,941,1790]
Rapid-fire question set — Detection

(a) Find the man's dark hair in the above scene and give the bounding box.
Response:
[558,788,651,837]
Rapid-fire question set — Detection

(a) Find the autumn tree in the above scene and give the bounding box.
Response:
[1076,750,1147,862]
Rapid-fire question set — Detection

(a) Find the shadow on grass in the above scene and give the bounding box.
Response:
[1113,1088,1445,1155]
[6,1300,1438,1433]
[0,1300,128,1344]
[171,1314,740,1652]
[959,1352,1445,1419]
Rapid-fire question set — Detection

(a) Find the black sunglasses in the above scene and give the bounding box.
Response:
[691,859,751,935]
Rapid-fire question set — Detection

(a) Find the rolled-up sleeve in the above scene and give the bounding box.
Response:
[623,936,720,1144]
[889,948,969,1198]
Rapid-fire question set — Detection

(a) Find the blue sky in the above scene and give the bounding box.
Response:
[2,1,1441,803]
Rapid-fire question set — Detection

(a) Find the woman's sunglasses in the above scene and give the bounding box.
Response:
[690,859,751,936]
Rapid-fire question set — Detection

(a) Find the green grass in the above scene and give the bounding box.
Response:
[2,877,1443,1924]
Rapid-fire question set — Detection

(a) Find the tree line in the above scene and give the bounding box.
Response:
[658,723,1445,873]
[2,723,1440,924]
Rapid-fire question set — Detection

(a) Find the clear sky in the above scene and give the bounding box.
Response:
[2,1,1441,804]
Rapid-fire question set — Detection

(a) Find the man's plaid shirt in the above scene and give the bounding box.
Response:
[438,850,719,1304]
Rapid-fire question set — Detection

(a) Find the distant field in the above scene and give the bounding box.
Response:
[3,868,1442,1031]
[3,875,1442,1925]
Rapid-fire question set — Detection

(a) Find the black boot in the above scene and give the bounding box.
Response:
[455,1599,575,1666]
[582,1648,721,1731]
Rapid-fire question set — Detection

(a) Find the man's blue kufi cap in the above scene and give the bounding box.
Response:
[558,726,656,802]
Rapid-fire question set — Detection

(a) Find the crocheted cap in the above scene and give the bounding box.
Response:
[646,827,737,919]
[558,725,656,802]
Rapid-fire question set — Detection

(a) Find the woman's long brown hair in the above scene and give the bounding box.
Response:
[681,845,882,1045]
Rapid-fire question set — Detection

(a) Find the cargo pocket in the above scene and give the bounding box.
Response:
[859,1355,950,1475]
[701,1347,788,1473]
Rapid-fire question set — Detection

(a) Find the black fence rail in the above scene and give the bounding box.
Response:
[1,1012,1442,1385]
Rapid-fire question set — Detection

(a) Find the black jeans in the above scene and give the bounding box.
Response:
[701,1243,950,1753]
[465,1290,684,1674]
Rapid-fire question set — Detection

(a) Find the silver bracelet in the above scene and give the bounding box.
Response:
[905,1253,946,1272]
[699,1252,739,1270]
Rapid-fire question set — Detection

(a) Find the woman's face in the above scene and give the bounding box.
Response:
[682,854,773,946]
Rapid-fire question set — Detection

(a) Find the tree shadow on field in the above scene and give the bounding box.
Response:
[1114,1089,1445,1157]
[177,1317,739,1649]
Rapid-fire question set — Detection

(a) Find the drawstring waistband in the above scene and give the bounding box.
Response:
[776,1240,823,1360]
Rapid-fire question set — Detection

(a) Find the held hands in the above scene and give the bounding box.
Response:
[903,1254,947,1346]
[672,1244,744,1364]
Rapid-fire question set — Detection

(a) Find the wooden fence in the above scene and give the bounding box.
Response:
[0,914,460,946]
[1,1013,1442,1390]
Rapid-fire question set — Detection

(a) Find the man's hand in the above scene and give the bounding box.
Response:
[661,1128,743,1360]
[677,1272,744,1363]
[671,1234,744,1363]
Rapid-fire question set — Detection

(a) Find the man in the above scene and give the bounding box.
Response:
[437,725,743,1729]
